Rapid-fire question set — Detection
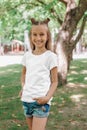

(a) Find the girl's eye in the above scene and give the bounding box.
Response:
[40,33,44,36]
[33,33,37,36]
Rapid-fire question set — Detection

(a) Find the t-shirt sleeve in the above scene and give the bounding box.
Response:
[49,53,58,70]
[21,53,27,66]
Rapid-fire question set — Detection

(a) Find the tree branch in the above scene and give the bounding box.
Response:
[36,0,46,5]
[72,16,87,46]
[50,9,63,24]
[60,0,76,13]
[57,16,63,25]
[79,0,87,6]
[67,0,76,13]
[59,0,68,5]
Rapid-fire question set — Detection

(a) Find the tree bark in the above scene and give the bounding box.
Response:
[55,0,87,86]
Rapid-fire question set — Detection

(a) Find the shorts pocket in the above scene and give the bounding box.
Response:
[41,104,50,112]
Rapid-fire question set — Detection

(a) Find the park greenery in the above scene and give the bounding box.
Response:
[0,0,87,44]
[0,0,65,42]
[0,59,87,130]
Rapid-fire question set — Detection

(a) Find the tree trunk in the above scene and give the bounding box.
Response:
[55,0,87,86]
[55,30,69,85]
[57,43,68,85]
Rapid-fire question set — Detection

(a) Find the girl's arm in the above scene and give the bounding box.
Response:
[46,67,58,100]
[19,66,26,97]
[33,67,58,104]
[21,66,26,88]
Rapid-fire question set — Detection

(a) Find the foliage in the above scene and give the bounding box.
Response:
[0,0,87,44]
[0,0,65,42]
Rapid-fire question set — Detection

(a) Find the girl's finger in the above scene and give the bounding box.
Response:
[33,97,39,100]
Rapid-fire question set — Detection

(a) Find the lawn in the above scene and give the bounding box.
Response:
[0,59,87,130]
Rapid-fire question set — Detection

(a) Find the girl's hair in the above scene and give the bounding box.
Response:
[29,18,52,51]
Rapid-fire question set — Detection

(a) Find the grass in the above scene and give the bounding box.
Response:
[67,59,87,84]
[0,59,87,130]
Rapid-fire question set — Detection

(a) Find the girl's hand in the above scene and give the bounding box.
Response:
[33,96,50,104]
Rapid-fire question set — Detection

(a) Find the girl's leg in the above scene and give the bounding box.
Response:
[32,117,48,130]
[26,117,33,130]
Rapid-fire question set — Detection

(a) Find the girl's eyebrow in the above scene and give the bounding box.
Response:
[40,32,45,34]
[32,31,45,34]
[32,32,37,33]
[32,32,37,34]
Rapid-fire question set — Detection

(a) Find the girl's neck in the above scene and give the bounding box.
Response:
[32,48,47,55]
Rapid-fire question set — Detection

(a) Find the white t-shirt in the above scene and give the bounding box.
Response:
[21,50,58,104]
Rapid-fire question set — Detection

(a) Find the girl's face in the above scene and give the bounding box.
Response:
[31,25,48,49]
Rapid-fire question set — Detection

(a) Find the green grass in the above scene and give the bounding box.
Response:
[67,59,87,84]
[0,59,87,130]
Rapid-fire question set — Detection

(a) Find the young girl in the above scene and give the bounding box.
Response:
[20,18,58,130]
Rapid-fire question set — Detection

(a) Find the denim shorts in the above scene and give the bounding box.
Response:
[22,101,50,118]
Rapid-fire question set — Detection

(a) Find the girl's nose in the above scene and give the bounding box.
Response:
[37,35,41,40]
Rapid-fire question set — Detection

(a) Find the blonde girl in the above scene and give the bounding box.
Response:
[20,18,58,130]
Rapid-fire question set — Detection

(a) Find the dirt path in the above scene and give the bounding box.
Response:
[0,55,23,67]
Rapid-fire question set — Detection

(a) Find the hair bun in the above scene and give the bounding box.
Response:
[43,18,50,24]
[30,18,38,24]
[30,18,50,25]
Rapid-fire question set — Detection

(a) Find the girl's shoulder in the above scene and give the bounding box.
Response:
[46,50,57,57]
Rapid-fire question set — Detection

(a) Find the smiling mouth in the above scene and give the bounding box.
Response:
[36,41,43,44]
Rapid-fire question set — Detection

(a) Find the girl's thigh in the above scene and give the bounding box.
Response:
[26,117,33,130]
[32,117,48,130]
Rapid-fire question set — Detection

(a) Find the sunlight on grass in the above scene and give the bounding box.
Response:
[0,71,6,74]
[84,77,87,80]
[70,66,78,69]
[13,70,20,73]
[66,83,87,88]
[0,85,5,88]
[80,70,87,74]
[70,120,80,127]
[0,69,13,73]
[81,60,87,63]
[70,94,84,102]
[7,69,13,72]
[0,69,20,74]
[68,77,78,82]
[68,59,87,84]
[70,71,78,74]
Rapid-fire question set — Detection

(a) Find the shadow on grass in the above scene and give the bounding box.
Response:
[67,59,87,84]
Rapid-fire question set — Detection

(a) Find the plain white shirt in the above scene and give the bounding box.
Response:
[21,50,58,104]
